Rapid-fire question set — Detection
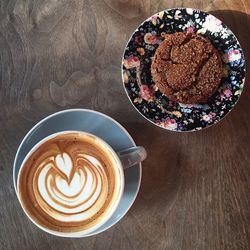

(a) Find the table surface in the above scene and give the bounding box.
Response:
[0,0,250,249]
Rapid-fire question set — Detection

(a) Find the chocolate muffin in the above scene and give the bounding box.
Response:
[151,32,223,104]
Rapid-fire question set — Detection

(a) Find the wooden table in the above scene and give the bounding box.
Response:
[0,1,250,249]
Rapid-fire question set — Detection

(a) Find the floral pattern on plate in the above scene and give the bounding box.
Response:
[122,8,245,132]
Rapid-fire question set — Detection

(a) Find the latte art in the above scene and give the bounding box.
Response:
[18,133,123,233]
[35,152,108,222]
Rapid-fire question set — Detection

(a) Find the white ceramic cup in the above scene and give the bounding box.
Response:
[16,130,146,237]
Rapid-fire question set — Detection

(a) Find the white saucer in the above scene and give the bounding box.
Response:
[13,109,142,237]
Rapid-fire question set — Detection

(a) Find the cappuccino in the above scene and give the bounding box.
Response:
[18,132,123,233]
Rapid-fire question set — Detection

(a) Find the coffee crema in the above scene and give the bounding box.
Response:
[18,132,123,233]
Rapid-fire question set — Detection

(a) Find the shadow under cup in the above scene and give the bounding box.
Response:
[17,131,125,237]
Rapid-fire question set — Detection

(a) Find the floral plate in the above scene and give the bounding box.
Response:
[122,8,245,132]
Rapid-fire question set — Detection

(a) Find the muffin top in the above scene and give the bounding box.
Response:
[151,32,223,104]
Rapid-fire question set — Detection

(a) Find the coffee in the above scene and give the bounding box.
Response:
[18,132,123,233]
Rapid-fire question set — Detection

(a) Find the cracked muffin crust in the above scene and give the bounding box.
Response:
[151,32,223,104]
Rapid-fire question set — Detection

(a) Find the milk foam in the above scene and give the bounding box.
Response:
[34,152,108,222]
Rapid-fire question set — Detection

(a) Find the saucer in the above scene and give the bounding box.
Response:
[122,8,245,132]
[13,109,142,237]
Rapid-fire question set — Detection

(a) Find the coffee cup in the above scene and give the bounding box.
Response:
[15,114,146,237]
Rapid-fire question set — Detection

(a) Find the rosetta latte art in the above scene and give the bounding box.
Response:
[34,152,109,222]
[18,133,122,232]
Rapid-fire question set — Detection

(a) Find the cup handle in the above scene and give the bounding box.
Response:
[117,146,147,169]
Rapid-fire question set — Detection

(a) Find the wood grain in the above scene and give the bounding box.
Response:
[0,0,250,249]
